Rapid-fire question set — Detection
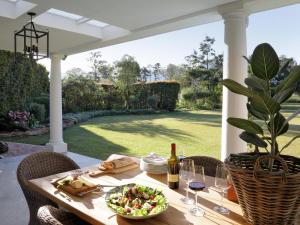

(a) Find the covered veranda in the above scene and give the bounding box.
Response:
[1,0,299,159]
[0,0,300,224]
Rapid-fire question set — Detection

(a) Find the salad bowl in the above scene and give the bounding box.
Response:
[105,183,168,219]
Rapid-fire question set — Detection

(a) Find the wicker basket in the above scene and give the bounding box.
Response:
[225,153,300,225]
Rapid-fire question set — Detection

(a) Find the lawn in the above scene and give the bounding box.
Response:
[1,107,299,160]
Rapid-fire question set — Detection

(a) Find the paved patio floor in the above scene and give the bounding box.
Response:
[0,151,99,225]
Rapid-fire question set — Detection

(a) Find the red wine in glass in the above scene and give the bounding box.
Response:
[189,181,205,191]
[188,166,205,217]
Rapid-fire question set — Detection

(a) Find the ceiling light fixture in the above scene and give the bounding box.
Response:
[14,12,49,61]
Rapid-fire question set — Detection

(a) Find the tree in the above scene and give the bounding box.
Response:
[166,64,185,81]
[271,55,300,95]
[88,51,112,81]
[146,65,154,81]
[184,36,222,86]
[140,66,151,82]
[185,50,200,68]
[153,63,161,81]
[65,68,87,80]
[181,36,223,109]
[185,36,216,69]
[115,55,141,108]
[199,36,216,69]
[211,54,223,84]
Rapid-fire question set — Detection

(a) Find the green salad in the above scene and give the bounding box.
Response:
[106,184,168,217]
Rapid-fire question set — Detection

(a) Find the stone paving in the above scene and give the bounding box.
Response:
[1,142,49,158]
[0,148,100,225]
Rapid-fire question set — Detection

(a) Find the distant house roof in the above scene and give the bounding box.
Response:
[133,80,179,85]
[97,79,114,86]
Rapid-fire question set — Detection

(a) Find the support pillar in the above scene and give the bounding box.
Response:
[46,54,67,152]
[221,10,248,161]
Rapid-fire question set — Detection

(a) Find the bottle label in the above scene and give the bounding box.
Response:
[168,174,179,182]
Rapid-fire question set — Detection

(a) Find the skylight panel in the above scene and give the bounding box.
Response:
[0,0,36,19]
[33,8,126,39]
[48,8,82,20]
[46,8,108,28]
[87,19,108,28]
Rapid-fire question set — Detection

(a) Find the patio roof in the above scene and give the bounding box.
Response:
[1,0,300,158]
[0,0,299,55]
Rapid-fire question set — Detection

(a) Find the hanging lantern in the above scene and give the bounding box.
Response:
[14,12,49,61]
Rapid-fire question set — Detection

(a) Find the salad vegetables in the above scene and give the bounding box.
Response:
[106,184,168,217]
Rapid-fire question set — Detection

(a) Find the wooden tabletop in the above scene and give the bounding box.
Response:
[28,164,250,225]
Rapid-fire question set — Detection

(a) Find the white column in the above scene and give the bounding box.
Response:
[46,54,67,152]
[221,10,248,161]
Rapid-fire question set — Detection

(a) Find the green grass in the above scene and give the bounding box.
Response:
[1,107,299,160]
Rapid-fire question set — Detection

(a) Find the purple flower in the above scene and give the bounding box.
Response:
[7,110,30,124]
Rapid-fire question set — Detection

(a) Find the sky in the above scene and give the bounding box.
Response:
[40,3,300,76]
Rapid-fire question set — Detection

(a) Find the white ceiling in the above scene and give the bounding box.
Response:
[0,0,300,56]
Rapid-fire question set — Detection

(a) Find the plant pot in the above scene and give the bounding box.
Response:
[225,153,300,225]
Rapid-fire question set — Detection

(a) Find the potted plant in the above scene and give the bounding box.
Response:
[222,43,300,225]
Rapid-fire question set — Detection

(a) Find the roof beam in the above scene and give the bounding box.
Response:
[76,17,91,24]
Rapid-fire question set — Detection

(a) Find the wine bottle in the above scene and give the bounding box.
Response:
[167,143,179,189]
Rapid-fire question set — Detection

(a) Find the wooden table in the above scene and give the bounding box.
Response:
[28,164,250,225]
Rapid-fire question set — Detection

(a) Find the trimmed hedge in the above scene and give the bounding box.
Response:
[62,79,180,112]
[63,109,166,124]
[0,50,49,114]
[62,76,107,112]
[132,80,180,111]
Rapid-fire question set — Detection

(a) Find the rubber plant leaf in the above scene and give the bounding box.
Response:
[251,43,279,81]
[239,131,268,148]
[227,117,263,135]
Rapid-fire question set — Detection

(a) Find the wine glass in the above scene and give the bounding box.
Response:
[213,165,230,214]
[179,159,195,205]
[178,145,186,162]
[189,165,205,217]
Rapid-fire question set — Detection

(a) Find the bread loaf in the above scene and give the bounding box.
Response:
[99,157,135,171]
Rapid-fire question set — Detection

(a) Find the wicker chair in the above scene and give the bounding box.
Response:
[17,151,80,225]
[37,205,89,225]
[185,156,223,177]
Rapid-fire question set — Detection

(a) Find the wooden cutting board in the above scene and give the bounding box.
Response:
[88,163,139,177]
[51,176,100,196]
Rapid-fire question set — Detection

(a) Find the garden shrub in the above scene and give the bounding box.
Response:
[0,111,30,131]
[103,88,124,110]
[129,95,139,109]
[181,87,211,101]
[29,103,46,122]
[0,50,49,115]
[0,113,22,131]
[180,84,222,110]
[62,75,107,112]
[28,94,49,117]
[132,81,180,111]
[27,114,39,128]
[147,96,158,109]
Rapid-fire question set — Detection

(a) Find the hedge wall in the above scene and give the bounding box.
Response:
[63,76,106,112]
[132,81,180,111]
[0,50,49,114]
[62,79,180,113]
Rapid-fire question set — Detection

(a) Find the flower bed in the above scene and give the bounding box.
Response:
[0,109,166,137]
